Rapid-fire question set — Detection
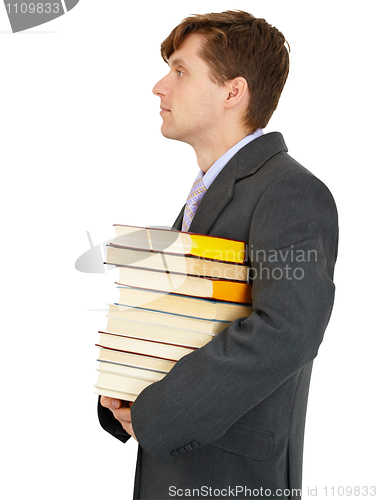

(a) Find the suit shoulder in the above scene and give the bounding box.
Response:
[255,151,337,211]
[253,163,338,247]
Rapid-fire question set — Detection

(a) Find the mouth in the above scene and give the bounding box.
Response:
[160,107,171,115]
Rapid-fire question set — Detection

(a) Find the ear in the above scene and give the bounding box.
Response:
[223,77,248,109]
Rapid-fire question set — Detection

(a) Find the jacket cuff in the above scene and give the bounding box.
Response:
[97,396,131,443]
[130,382,203,464]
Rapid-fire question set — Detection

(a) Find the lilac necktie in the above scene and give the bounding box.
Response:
[182,177,207,232]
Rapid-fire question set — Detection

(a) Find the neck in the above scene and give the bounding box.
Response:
[192,128,250,173]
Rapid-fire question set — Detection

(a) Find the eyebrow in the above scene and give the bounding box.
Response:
[168,57,186,68]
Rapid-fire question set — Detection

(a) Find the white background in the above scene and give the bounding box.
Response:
[1,1,376,499]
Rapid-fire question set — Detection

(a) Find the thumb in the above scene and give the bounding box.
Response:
[111,398,122,409]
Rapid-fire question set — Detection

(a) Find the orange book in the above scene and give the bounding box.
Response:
[111,224,246,264]
[116,287,253,322]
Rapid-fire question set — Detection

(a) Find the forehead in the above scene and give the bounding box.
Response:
[168,33,208,69]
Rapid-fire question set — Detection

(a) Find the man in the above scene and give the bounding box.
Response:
[99,11,338,499]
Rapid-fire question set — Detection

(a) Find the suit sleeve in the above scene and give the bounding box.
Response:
[130,172,338,463]
[97,397,132,443]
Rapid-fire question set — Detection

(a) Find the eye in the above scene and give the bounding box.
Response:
[177,69,184,76]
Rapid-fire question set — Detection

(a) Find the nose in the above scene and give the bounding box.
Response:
[153,74,169,97]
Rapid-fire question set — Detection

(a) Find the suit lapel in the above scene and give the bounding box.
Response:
[172,132,288,234]
[188,155,238,235]
[171,157,238,233]
[235,131,287,182]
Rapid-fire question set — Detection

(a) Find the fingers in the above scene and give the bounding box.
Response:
[100,396,133,409]
[112,406,131,423]
[100,397,132,424]
[100,396,132,420]
[111,406,136,440]
[122,421,135,437]
[99,396,137,440]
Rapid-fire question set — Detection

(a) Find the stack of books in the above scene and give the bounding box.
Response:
[95,225,252,402]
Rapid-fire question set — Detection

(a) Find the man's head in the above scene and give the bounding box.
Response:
[153,33,249,151]
[158,10,290,135]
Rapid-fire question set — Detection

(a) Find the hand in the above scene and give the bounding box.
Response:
[100,396,138,442]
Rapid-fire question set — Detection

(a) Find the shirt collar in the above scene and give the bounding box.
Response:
[196,129,264,189]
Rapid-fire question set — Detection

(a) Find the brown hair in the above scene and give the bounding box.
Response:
[161,10,290,133]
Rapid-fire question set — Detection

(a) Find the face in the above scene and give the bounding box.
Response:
[153,34,228,148]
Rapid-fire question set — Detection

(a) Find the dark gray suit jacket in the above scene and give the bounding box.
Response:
[98,132,338,499]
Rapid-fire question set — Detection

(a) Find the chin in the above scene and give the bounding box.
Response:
[161,126,180,141]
